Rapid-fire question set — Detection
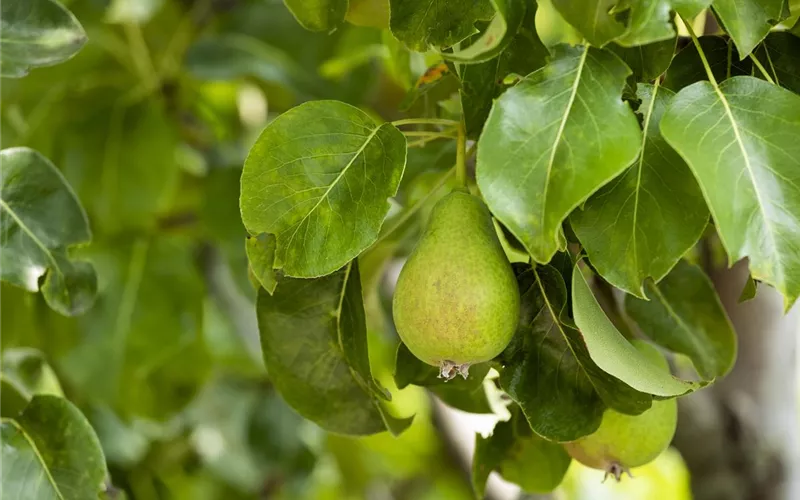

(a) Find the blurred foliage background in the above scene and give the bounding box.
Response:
[1,0,692,498]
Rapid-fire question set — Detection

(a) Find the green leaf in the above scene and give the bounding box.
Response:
[245,233,279,294]
[663,35,752,91]
[389,0,494,52]
[346,0,390,28]
[712,0,789,58]
[739,274,759,302]
[0,376,30,418]
[500,265,650,442]
[255,261,390,435]
[460,1,549,138]
[625,260,737,380]
[284,0,348,31]
[2,348,64,399]
[394,343,492,413]
[0,0,87,78]
[550,0,626,46]
[1,395,108,500]
[105,0,164,23]
[754,31,800,94]
[660,76,800,309]
[0,147,97,316]
[472,415,571,497]
[477,46,642,264]
[571,84,709,298]
[614,1,709,47]
[572,265,701,396]
[241,100,407,278]
[609,38,676,81]
[440,0,527,64]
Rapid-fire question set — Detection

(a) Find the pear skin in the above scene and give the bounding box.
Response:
[392,190,520,378]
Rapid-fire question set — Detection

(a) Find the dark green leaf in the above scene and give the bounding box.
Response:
[389,0,494,51]
[1,395,108,500]
[460,0,549,138]
[255,262,389,435]
[610,38,676,81]
[477,46,642,264]
[753,31,800,93]
[660,76,800,309]
[0,0,87,78]
[245,233,279,294]
[626,260,737,380]
[500,265,650,442]
[572,265,701,396]
[550,0,626,46]
[712,0,789,58]
[663,36,752,91]
[472,416,571,497]
[440,0,527,64]
[284,0,348,31]
[0,376,29,418]
[0,147,97,316]
[571,84,708,298]
[241,101,407,278]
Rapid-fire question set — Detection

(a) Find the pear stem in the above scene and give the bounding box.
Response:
[455,121,467,187]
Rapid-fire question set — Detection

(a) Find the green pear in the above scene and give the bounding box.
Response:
[564,340,678,481]
[392,190,520,379]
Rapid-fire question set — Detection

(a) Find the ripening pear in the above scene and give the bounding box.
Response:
[564,340,678,481]
[392,190,520,380]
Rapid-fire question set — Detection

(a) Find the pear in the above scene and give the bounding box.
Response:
[564,340,678,481]
[392,190,520,380]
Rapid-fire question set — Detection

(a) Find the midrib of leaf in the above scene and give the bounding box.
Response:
[0,198,62,277]
[712,83,781,284]
[645,282,715,377]
[541,48,588,237]
[629,81,660,290]
[284,124,382,251]
[1,418,65,500]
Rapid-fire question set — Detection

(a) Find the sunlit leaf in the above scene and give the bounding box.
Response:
[660,76,800,309]
[571,84,708,297]
[477,46,642,264]
[572,266,702,396]
[0,147,97,316]
[389,0,494,51]
[1,395,108,500]
[241,100,406,278]
[500,265,650,442]
[256,262,391,435]
[626,260,737,380]
[0,0,87,78]
[711,0,789,58]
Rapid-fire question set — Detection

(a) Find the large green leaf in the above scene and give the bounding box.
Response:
[712,0,789,58]
[550,0,625,46]
[0,147,97,316]
[472,413,571,498]
[284,0,347,31]
[1,395,108,500]
[477,46,642,264]
[241,101,406,278]
[255,261,391,435]
[440,0,527,64]
[572,266,702,396]
[389,0,494,51]
[500,265,650,442]
[0,0,87,78]
[571,84,708,297]
[660,76,800,309]
[460,0,549,138]
[626,260,737,380]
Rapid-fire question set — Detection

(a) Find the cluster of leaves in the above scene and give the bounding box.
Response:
[1,0,799,498]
